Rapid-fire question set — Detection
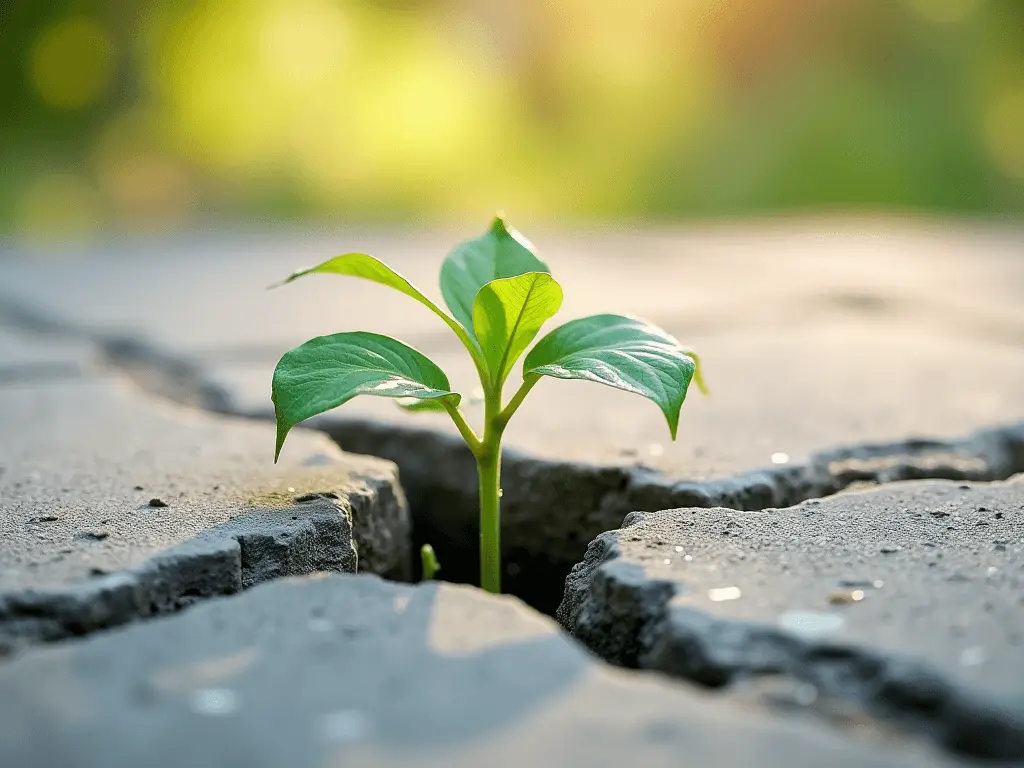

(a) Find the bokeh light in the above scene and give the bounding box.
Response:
[3,0,1021,238]
[984,87,1024,180]
[30,15,115,110]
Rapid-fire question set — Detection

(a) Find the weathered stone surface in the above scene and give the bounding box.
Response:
[558,478,1024,759]
[0,573,959,768]
[3,224,1023,608]
[0,376,410,652]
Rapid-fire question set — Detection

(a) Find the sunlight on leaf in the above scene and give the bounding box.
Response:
[524,314,698,440]
[473,272,563,385]
[273,331,459,460]
[439,216,549,336]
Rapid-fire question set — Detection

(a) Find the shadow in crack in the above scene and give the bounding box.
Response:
[0,574,589,766]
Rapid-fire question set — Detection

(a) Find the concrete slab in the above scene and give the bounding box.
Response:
[1,224,1022,477]
[0,573,962,768]
[0,376,409,651]
[2,221,1021,609]
[558,478,1024,759]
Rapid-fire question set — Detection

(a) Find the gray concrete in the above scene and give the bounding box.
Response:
[1,222,1022,761]
[3,223,1022,474]
[0,328,93,385]
[0,376,409,652]
[0,573,964,768]
[558,478,1024,759]
[2,223,1023,603]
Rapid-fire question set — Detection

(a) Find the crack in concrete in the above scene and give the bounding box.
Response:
[312,415,1024,616]
[4,292,1024,758]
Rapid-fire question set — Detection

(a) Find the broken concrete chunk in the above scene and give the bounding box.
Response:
[558,478,1024,759]
[0,574,949,768]
[0,379,410,652]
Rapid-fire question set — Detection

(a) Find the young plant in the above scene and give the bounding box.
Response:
[271,216,705,594]
[420,544,441,581]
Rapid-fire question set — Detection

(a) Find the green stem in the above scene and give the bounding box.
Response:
[443,400,482,456]
[477,386,505,594]
[497,375,539,427]
[476,442,502,593]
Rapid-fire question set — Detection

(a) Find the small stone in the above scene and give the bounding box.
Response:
[28,516,59,523]
[828,589,865,605]
[147,498,168,508]
[133,485,144,491]
[879,544,902,554]
[74,530,109,541]
[770,452,790,465]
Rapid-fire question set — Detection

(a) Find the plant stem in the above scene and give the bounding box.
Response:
[442,400,482,455]
[497,375,539,426]
[476,442,502,593]
[477,386,505,594]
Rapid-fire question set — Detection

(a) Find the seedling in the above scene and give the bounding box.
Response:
[271,216,705,594]
[420,544,441,581]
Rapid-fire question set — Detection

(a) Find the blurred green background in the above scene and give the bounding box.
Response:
[3,0,1023,239]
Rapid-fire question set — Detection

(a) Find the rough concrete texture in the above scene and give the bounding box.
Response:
[0,573,968,768]
[2,224,1023,607]
[558,478,1024,759]
[0,377,409,652]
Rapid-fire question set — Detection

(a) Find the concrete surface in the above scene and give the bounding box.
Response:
[0,573,966,768]
[2,222,1023,475]
[558,478,1024,759]
[0,375,409,651]
[2,223,1023,605]
[1,221,1022,762]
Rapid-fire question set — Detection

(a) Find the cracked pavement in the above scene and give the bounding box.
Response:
[0,221,1022,765]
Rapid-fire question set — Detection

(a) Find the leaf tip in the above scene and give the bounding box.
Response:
[490,213,509,235]
[274,419,289,463]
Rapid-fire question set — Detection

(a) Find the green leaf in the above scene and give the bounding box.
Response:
[523,314,697,440]
[274,252,477,355]
[473,272,563,385]
[273,332,459,460]
[395,397,451,413]
[440,216,550,336]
